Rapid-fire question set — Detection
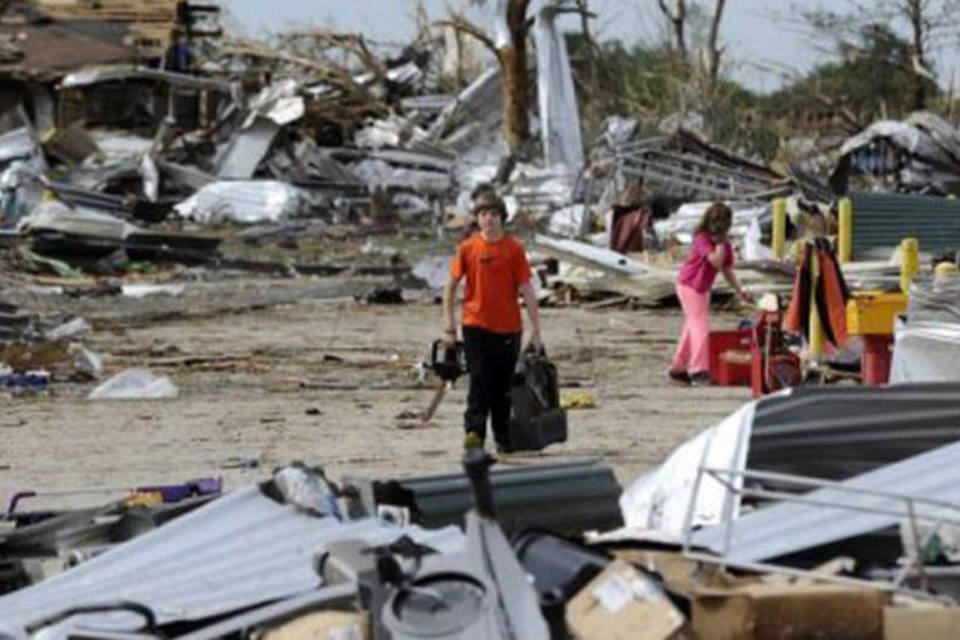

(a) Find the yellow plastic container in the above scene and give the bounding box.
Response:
[846,291,908,336]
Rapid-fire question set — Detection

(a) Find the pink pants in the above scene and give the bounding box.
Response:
[671,282,711,374]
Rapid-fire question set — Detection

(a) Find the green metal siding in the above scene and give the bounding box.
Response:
[851,193,960,257]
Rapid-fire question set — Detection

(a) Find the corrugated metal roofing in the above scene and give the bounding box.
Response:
[0,484,463,635]
[851,193,960,257]
[748,384,960,481]
[693,438,960,564]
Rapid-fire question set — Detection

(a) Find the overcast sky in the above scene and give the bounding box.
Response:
[222,0,960,94]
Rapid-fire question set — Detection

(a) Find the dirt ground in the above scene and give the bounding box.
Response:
[0,273,753,509]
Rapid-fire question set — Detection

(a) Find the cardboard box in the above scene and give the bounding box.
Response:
[692,582,886,640]
[566,559,687,640]
[884,605,960,640]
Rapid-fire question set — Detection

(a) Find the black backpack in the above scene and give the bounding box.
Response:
[508,347,568,451]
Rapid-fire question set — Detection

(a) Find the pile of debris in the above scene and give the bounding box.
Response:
[0,456,626,637]
[8,382,960,638]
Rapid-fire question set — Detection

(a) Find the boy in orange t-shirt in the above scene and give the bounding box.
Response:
[443,193,542,451]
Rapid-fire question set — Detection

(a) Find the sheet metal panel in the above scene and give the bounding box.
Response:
[694,438,960,563]
[851,193,960,256]
[0,485,462,634]
[748,384,960,481]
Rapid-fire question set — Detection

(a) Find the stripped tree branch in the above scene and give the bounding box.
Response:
[433,14,498,57]
[656,0,687,59]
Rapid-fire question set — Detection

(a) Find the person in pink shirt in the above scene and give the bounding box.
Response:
[670,202,753,386]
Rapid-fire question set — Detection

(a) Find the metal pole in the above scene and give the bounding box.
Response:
[809,248,825,358]
[906,499,931,592]
[901,237,920,294]
[838,197,853,264]
[772,198,787,259]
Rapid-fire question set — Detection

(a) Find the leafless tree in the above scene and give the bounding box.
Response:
[654,0,727,84]
[656,0,687,59]
[703,0,727,83]
[789,0,960,110]
[440,1,593,152]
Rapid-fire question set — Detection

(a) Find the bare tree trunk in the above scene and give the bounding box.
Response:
[576,0,600,88]
[656,0,687,59]
[905,0,929,110]
[499,45,531,151]
[704,0,727,83]
[499,0,533,152]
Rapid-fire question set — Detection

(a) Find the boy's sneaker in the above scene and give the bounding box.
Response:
[689,371,712,387]
[668,369,691,385]
[464,432,484,450]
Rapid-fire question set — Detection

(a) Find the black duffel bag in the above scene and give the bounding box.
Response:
[507,346,568,451]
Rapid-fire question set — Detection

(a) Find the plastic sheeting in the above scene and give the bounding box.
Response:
[615,402,755,542]
[548,204,588,237]
[654,200,768,247]
[891,278,960,382]
[839,120,939,160]
[174,181,304,224]
[139,154,159,202]
[0,127,39,165]
[88,368,178,400]
[907,277,960,324]
[891,321,960,383]
[244,79,305,127]
[840,112,960,168]
[354,114,407,149]
[351,158,451,194]
[412,255,452,293]
[534,4,584,170]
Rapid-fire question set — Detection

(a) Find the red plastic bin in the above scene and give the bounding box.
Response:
[709,328,753,386]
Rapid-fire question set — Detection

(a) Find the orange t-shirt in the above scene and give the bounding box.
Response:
[449,233,532,334]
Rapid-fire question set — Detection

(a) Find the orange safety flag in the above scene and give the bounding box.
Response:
[817,244,849,348]
[785,243,811,336]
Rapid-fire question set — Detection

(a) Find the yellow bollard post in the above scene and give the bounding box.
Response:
[808,248,825,359]
[900,237,919,294]
[772,198,787,260]
[838,197,853,264]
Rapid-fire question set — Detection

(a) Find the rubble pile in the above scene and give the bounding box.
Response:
[5,436,960,638]
[4,1,960,639]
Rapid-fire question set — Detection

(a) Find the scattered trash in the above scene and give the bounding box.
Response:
[357,286,404,305]
[566,560,685,640]
[273,464,341,519]
[0,4,958,638]
[560,391,598,410]
[221,456,260,470]
[73,347,103,379]
[120,284,186,298]
[174,180,305,225]
[88,368,178,400]
[0,369,49,392]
